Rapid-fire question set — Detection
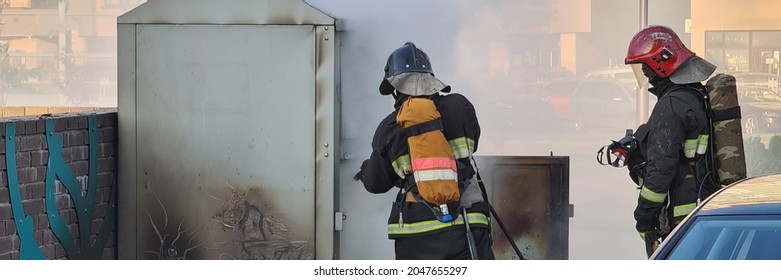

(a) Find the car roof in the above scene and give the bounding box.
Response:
[740,86,780,94]
[733,72,779,77]
[583,66,633,75]
[696,173,781,216]
[573,78,635,93]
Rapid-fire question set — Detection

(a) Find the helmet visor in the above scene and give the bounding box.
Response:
[631,64,648,88]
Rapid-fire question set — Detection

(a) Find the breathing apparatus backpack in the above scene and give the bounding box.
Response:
[703,73,747,185]
[396,95,461,222]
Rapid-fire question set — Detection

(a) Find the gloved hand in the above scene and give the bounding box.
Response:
[353,159,369,181]
[639,229,661,258]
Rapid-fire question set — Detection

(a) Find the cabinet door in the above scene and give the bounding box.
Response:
[135,24,316,259]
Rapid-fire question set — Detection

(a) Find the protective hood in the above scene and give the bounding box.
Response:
[380,72,451,96]
[670,56,717,85]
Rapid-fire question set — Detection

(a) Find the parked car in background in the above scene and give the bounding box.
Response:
[738,86,781,135]
[534,77,581,120]
[487,91,558,134]
[471,78,559,141]
[583,65,639,90]
[651,173,781,260]
[534,74,654,133]
[569,78,638,132]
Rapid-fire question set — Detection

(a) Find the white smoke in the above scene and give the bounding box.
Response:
[307,0,639,260]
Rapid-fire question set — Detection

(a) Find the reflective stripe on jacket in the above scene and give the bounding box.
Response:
[387,212,490,238]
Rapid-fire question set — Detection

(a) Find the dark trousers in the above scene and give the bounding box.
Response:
[394,227,495,260]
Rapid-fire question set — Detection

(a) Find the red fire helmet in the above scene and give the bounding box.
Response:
[625,25,693,78]
[625,25,715,85]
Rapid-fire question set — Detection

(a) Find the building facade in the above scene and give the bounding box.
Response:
[691,0,781,77]
[0,0,143,107]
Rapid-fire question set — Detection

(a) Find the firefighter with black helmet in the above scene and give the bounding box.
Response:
[624,25,721,257]
[353,42,494,260]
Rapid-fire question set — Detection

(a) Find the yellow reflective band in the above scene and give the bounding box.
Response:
[674,203,697,218]
[413,169,458,182]
[391,154,411,178]
[696,134,709,155]
[683,139,698,158]
[640,185,667,203]
[388,212,490,236]
[449,137,475,159]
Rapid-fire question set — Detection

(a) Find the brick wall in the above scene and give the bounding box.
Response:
[0,109,118,260]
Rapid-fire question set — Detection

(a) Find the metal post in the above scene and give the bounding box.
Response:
[636,0,649,126]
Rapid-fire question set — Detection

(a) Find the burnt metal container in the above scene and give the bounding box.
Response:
[475,155,571,260]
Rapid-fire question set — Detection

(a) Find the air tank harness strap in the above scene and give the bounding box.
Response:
[712,107,742,122]
[405,119,443,137]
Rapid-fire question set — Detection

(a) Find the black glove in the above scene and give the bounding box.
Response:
[640,229,661,258]
[353,159,369,181]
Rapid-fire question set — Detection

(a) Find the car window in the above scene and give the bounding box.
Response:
[605,84,627,101]
[757,90,781,102]
[579,83,602,99]
[539,81,579,95]
[741,89,781,102]
[667,215,781,260]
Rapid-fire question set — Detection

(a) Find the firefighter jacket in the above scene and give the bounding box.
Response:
[634,79,719,234]
[361,93,491,239]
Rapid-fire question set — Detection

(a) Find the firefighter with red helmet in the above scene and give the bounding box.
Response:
[353,42,494,260]
[624,25,721,257]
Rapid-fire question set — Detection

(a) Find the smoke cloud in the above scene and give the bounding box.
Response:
[305,0,692,260]
[4,0,694,260]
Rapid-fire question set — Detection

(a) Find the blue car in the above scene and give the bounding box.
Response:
[651,173,781,260]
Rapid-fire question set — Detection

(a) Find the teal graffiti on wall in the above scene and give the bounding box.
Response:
[4,117,117,259]
[4,124,45,260]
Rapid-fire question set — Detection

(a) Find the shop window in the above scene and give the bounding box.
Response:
[724,32,750,73]
[102,0,143,9]
[751,31,781,75]
[705,32,724,71]
[708,31,781,75]
[752,31,781,48]
[30,0,57,9]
